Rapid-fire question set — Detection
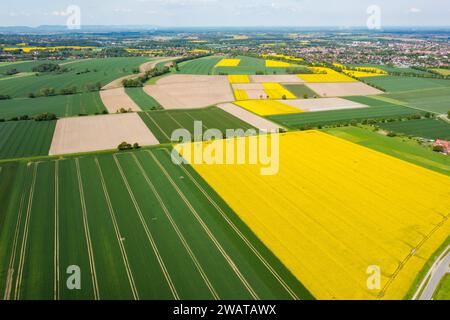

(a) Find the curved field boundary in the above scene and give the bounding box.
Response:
[100,87,141,113]
[102,57,179,90]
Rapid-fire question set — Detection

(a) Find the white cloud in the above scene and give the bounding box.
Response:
[409,7,421,13]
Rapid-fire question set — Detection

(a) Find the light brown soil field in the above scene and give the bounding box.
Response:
[250,75,305,83]
[49,113,159,155]
[144,74,234,109]
[280,98,369,112]
[99,87,141,113]
[102,57,178,90]
[304,82,382,97]
[217,103,282,132]
[232,83,268,99]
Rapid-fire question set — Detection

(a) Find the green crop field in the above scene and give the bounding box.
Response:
[282,84,317,98]
[0,92,106,119]
[361,76,450,92]
[378,119,450,140]
[125,88,161,111]
[139,107,255,143]
[0,60,66,75]
[0,120,55,160]
[323,126,450,176]
[177,55,308,75]
[213,55,308,75]
[0,149,312,300]
[268,96,421,128]
[178,56,222,75]
[0,57,151,98]
[383,86,450,114]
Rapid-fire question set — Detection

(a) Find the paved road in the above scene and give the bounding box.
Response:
[413,245,450,300]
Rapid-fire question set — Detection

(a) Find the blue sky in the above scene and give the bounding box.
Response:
[1,0,450,27]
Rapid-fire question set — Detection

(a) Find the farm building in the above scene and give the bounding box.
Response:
[434,139,450,154]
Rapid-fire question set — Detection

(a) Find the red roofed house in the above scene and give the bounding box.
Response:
[435,139,450,154]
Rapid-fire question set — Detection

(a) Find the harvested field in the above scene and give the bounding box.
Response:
[217,103,282,132]
[100,87,141,113]
[49,113,159,155]
[0,120,56,160]
[304,82,383,97]
[144,75,234,109]
[250,75,305,83]
[177,131,450,299]
[139,106,255,143]
[234,100,301,116]
[0,149,311,299]
[280,98,369,112]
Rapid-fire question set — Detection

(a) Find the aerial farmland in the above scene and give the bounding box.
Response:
[0,2,449,309]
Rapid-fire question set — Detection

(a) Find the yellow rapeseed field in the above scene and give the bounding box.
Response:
[265,59,293,67]
[343,67,388,78]
[234,100,301,115]
[177,131,450,300]
[298,67,357,83]
[233,89,249,101]
[215,58,241,67]
[263,83,296,99]
[3,46,95,53]
[228,75,251,84]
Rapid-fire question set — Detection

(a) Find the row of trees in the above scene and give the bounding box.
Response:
[28,82,102,98]
[0,112,57,122]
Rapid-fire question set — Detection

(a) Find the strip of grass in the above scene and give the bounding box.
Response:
[125,87,161,111]
[434,274,450,300]
[282,84,318,98]
[378,118,450,140]
[322,126,450,176]
[139,106,255,143]
[0,149,313,299]
[0,92,107,119]
[268,96,421,128]
[0,120,56,160]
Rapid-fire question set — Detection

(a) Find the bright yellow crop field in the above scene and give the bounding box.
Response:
[233,89,249,100]
[215,58,241,67]
[228,75,251,83]
[265,60,293,67]
[343,70,387,78]
[176,131,450,300]
[299,67,357,82]
[432,68,450,76]
[234,100,301,115]
[263,83,296,99]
